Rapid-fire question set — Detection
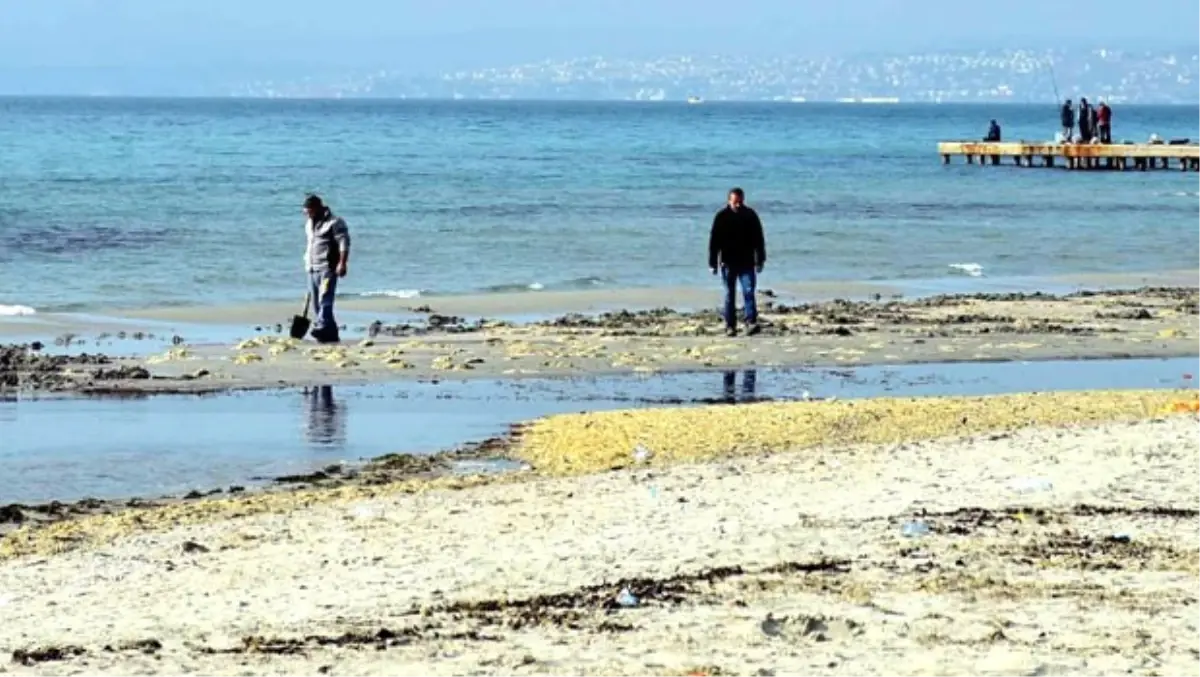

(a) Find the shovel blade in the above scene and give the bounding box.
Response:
[289,315,311,340]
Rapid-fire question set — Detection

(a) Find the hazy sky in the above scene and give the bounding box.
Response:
[1,0,1197,90]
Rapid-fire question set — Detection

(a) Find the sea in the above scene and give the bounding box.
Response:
[1,98,1196,316]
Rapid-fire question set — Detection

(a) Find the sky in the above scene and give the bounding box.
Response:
[0,0,1197,93]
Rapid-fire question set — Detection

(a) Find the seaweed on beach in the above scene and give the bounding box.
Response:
[11,645,87,665]
[202,626,501,656]
[195,558,852,659]
[904,503,1200,537]
[416,558,851,634]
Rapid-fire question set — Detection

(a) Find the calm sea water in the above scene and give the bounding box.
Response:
[1,98,1196,314]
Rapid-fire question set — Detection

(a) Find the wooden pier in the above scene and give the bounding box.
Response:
[938,141,1200,171]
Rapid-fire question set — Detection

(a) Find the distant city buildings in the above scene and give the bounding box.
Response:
[227,48,1199,104]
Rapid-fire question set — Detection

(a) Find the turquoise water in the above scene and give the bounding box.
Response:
[1,98,1196,314]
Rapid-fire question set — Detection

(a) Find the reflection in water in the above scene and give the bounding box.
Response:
[721,369,758,402]
[303,385,347,449]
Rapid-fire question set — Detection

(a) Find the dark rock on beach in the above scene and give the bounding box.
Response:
[1,344,114,392]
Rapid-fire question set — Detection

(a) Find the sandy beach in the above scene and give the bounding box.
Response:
[1,391,1197,676]
[2,283,1197,395]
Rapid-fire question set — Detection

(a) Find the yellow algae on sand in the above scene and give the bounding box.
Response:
[513,390,1192,476]
[308,347,347,362]
[504,341,545,359]
[232,352,263,365]
[0,475,512,562]
[144,346,192,364]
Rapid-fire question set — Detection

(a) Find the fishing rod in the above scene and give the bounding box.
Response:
[1046,56,1062,103]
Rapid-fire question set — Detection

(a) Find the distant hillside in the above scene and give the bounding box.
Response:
[228,47,1199,103]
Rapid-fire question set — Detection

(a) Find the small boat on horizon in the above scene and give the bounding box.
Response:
[686,96,703,104]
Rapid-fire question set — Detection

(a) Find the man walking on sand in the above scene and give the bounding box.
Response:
[708,187,766,337]
[303,194,351,344]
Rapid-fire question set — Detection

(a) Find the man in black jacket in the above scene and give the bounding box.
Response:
[1060,99,1075,140]
[708,187,766,336]
[1077,98,1094,142]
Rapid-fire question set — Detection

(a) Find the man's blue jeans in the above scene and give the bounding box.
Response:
[308,269,338,333]
[721,267,757,329]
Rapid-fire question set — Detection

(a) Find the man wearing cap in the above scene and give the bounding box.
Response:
[303,194,351,343]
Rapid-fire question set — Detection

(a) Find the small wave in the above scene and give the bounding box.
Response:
[480,277,609,294]
[359,289,424,299]
[481,282,547,293]
[948,263,984,277]
[0,304,37,317]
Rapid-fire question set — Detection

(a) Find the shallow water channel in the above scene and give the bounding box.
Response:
[1,356,1195,504]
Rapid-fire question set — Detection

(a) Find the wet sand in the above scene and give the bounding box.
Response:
[2,285,1197,395]
[0,394,1196,676]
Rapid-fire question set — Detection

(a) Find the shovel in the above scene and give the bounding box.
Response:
[289,291,312,340]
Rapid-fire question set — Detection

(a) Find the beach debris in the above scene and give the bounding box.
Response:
[181,540,210,554]
[1108,532,1133,543]
[1010,477,1054,494]
[232,352,263,365]
[348,504,382,521]
[431,355,455,370]
[614,587,639,608]
[633,444,653,463]
[900,520,930,538]
[358,338,375,348]
[386,358,415,369]
[760,613,784,637]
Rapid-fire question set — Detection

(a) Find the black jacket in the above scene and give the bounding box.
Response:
[1078,104,1093,132]
[1060,104,1075,127]
[708,205,766,271]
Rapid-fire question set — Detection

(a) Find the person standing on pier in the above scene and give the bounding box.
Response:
[1097,100,1113,144]
[303,194,351,344]
[1077,98,1094,142]
[708,187,766,337]
[984,119,1002,142]
[1060,99,1075,141]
